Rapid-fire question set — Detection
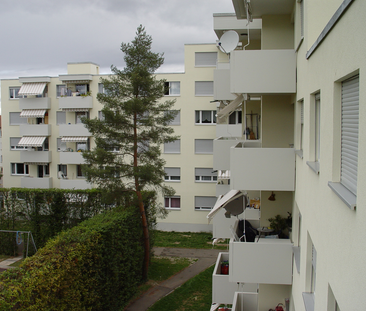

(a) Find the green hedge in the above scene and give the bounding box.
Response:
[0,206,144,311]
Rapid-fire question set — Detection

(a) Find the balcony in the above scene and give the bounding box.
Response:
[19,124,51,136]
[214,65,236,101]
[230,49,296,95]
[59,152,85,164]
[59,179,91,190]
[59,124,91,137]
[19,97,51,110]
[229,238,293,285]
[212,252,257,305]
[231,292,258,311]
[58,96,93,110]
[21,177,52,189]
[213,137,243,171]
[216,124,243,138]
[20,151,51,163]
[230,144,295,191]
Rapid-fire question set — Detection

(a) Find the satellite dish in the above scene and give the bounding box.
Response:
[218,30,239,54]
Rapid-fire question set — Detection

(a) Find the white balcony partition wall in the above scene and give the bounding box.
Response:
[21,177,52,188]
[216,124,243,138]
[59,124,91,137]
[58,96,93,110]
[212,208,238,239]
[19,97,51,110]
[20,151,51,163]
[19,124,51,136]
[59,152,85,164]
[214,65,236,101]
[213,137,242,170]
[231,292,258,311]
[230,145,295,191]
[230,50,296,94]
[212,252,258,305]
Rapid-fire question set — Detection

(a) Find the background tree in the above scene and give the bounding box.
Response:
[82,25,178,279]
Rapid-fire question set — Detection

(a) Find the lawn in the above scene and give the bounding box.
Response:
[153,230,228,249]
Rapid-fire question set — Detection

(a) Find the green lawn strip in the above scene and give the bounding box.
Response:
[9,259,24,267]
[154,231,228,249]
[148,265,214,311]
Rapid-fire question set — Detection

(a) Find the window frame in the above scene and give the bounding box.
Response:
[164,167,181,182]
[11,163,29,176]
[194,196,217,211]
[9,87,24,99]
[164,196,181,209]
[195,110,216,125]
[195,168,217,183]
[164,82,180,96]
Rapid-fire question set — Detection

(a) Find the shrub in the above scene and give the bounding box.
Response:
[0,206,144,311]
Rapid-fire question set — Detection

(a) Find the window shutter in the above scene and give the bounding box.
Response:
[10,112,27,125]
[10,137,20,147]
[195,81,214,96]
[195,139,213,154]
[195,52,217,67]
[301,101,304,124]
[341,75,359,195]
[164,140,180,153]
[165,167,180,176]
[195,168,215,177]
[195,196,217,208]
[56,111,66,124]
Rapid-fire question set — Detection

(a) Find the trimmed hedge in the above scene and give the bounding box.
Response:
[0,206,144,311]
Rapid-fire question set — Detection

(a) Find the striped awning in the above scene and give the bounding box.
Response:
[18,136,46,147]
[62,108,89,112]
[61,136,88,142]
[20,109,46,118]
[18,82,47,95]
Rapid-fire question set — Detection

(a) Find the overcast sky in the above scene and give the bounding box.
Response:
[0,0,234,80]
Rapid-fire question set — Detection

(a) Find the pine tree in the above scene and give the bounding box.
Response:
[82,25,178,279]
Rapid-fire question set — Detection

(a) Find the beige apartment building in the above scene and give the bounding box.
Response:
[1,44,222,232]
[208,0,365,310]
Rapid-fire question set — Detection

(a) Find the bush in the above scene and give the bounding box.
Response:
[0,206,144,311]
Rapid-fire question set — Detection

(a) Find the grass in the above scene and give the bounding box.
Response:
[148,265,214,311]
[153,230,228,249]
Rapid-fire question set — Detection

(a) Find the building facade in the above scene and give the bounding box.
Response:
[1,44,219,232]
[209,0,365,310]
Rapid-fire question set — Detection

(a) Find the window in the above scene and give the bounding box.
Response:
[167,110,180,125]
[164,140,180,154]
[195,139,213,154]
[75,84,89,95]
[195,111,216,124]
[195,196,216,210]
[56,111,66,125]
[98,83,105,94]
[9,87,24,99]
[229,111,242,124]
[164,82,180,96]
[57,138,67,152]
[98,111,105,121]
[302,237,316,311]
[9,112,28,125]
[76,141,88,152]
[300,100,304,152]
[57,85,66,97]
[340,76,359,195]
[10,137,27,150]
[11,163,29,175]
[315,94,321,162]
[58,164,67,177]
[164,167,181,181]
[311,244,317,293]
[195,52,217,67]
[195,168,217,182]
[38,164,50,178]
[75,111,88,124]
[195,81,213,96]
[77,165,85,178]
[164,196,180,209]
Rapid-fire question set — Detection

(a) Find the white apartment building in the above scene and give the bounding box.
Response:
[208,0,365,310]
[1,44,219,231]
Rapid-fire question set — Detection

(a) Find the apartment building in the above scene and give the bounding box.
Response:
[208,0,365,310]
[1,44,218,232]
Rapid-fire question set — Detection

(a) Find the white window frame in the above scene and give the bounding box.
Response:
[164,167,181,182]
[195,168,217,182]
[195,139,213,154]
[9,87,24,99]
[75,111,89,124]
[164,140,181,154]
[229,111,242,124]
[38,164,50,177]
[164,82,180,96]
[56,84,67,97]
[164,196,181,209]
[315,94,321,162]
[11,163,29,176]
[10,137,28,150]
[195,196,217,211]
[195,110,216,125]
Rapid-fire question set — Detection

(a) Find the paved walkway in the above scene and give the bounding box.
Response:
[125,247,221,311]
[0,256,23,272]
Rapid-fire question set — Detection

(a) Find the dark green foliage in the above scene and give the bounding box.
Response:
[0,206,144,311]
[0,188,157,255]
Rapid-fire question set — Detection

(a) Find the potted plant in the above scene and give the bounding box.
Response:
[268,214,289,238]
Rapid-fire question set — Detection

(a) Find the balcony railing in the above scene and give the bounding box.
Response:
[213,137,243,171]
[230,49,296,95]
[19,124,51,136]
[19,97,51,110]
[216,124,243,138]
[20,151,51,163]
[21,177,52,189]
[59,124,91,137]
[231,292,258,311]
[59,152,85,164]
[59,179,91,190]
[229,238,293,285]
[230,144,295,191]
[58,96,93,110]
